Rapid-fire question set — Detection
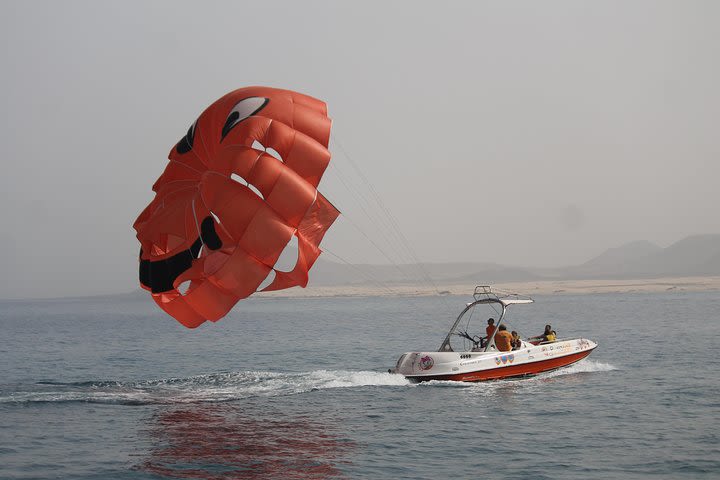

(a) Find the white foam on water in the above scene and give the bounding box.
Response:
[2,361,615,405]
[539,359,618,379]
[419,379,476,388]
[0,388,154,405]
[305,369,412,389]
[2,369,412,405]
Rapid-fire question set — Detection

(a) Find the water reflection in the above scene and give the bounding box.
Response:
[139,403,354,479]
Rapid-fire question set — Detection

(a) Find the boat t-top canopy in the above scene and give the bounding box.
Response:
[472,285,534,307]
[439,286,534,352]
[498,298,534,306]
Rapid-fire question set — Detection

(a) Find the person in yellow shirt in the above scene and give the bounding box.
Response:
[494,325,514,352]
[528,325,557,344]
[543,324,557,342]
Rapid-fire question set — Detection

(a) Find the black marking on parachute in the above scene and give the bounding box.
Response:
[138,217,222,294]
[190,237,203,258]
[221,111,239,140]
[176,120,197,154]
[200,216,222,250]
[221,97,269,141]
[139,237,203,293]
[139,249,151,287]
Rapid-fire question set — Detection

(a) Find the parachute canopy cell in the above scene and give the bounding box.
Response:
[133,86,339,328]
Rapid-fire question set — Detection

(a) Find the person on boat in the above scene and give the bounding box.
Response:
[481,318,496,348]
[494,324,513,352]
[511,330,522,350]
[485,318,496,338]
[529,324,557,343]
[542,324,557,342]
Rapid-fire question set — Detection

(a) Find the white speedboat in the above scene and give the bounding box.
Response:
[390,286,597,382]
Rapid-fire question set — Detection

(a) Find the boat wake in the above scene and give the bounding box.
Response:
[1,370,411,405]
[541,359,617,378]
[1,361,615,405]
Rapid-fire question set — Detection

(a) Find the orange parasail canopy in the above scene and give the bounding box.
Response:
[133,87,339,328]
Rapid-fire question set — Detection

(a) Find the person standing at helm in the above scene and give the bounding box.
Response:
[482,318,496,348]
[495,325,513,352]
[486,318,496,339]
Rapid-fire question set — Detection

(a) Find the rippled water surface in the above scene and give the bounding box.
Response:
[1,291,718,479]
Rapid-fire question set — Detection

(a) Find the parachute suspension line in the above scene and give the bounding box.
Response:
[335,215,406,272]
[326,164,441,296]
[323,147,413,277]
[320,247,408,299]
[329,134,452,311]
[328,137,424,279]
[327,167,420,283]
[328,144,452,314]
[331,134,443,289]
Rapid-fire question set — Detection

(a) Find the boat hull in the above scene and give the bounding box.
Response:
[408,347,594,382]
[394,338,597,383]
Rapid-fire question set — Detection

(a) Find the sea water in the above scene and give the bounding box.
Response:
[0,290,718,479]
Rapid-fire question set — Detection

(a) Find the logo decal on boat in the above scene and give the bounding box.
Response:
[496,354,515,365]
[419,355,434,370]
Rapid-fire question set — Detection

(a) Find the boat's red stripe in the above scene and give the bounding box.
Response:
[410,348,596,382]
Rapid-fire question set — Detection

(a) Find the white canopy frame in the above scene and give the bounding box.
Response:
[438,286,534,352]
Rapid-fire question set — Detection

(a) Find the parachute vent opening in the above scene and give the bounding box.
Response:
[177,280,191,296]
[230,173,264,200]
[230,173,249,186]
[257,270,276,291]
[251,140,283,163]
[274,235,299,272]
[248,184,264,200]
[266,147,283,162]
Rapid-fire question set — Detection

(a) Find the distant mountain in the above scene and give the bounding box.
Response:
[582,240,662,269]
[551,234,720,279]
[308,258,542,287]
[553,240,662,278]
[628,234,720,277]
[310,234,720,286]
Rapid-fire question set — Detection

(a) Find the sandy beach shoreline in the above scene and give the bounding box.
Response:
[260,276,720,298]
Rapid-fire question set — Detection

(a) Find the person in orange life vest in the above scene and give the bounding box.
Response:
[494,324,514,352]
[485,318,496,339]
[481,318,496,348]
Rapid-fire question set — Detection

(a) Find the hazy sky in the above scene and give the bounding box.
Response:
[1,1,719,298]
